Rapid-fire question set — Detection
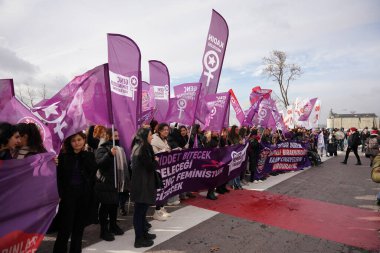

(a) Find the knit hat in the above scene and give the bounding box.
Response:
[350,127,357,132]
[370,130,378,135]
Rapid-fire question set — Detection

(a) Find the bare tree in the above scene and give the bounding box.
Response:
[15,84,49,108]
[38,84,48,100]
[262,50,302,107]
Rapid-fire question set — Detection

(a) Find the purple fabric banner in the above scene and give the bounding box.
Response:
[242,98,262,127]
[155,143,248,204]
[196,10,229,123]
[204,92,230,132]
[252,98,276,128]
[229,89,244,126]
[138,108,156,126]
[0,97,54,152]
[0,79,15,111]
[0,152,59,251]
[108,33,141,157]
[141,81,152,112]
[298,97,318,121]
[32,64,112,152]
[165,83,202,125]
[255,141,311,180]
[149,60,170,123]
[250,86,272,106]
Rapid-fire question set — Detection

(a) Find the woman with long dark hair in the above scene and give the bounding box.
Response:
[14,123,46,159]
[53,132,97,253]
[0,122,20,160]
[130,127,158,248]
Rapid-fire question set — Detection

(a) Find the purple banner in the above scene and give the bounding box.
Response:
[250,86,272,105]
[0,79,15,111]
[141,81,153,112]
[32,64,112,153]
[108,33,141,157]
[165,83,201,125]
[1,97,54,152]
[229,89,244,126]
[155,143,248,204]
[196,9,229,123]
[0,152,59,251]
[255,141,311,180]
[298,97,318,121]
[149,60,170,123]
[204,92,230,132]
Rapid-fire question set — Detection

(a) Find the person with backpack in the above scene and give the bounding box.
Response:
[364,129,380,166]
[342,127,362,165]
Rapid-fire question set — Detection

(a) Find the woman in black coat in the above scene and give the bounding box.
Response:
[130,127,158,248]
[53,132,97,253]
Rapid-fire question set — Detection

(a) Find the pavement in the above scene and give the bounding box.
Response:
[37,151,380,253]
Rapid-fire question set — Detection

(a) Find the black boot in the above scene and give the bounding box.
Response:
[144,232,156,240]
[206,190,217,200]
[134,237,154,248]
[110,223,124,235]
[341,161,347,164]
[100,224,115,241]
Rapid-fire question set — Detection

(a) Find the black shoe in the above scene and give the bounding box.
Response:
[377,199,380,206]
[110,224,124,235]
[355,162,362,165]
[341,161,347,164]
[134,237,154,248]
[145,221,152,229]
[206,192,217,200]
[186,192,196,198]
[215,188,225,194]
[144,232,156,240]
[100,230,115,241]
[119,208,127,216]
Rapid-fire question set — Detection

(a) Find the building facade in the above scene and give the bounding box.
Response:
[326,110,379,130]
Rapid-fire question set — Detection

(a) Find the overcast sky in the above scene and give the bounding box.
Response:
[1,0,379,125]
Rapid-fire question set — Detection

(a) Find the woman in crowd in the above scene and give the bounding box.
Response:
[95,128,125,242]
[151,123,175,221]
[204,130,220,200]
[0,122,20,160]
[228,125,243,189]
[14,123,46,159]
[53,132,97,253]
[130,127,158,248]
[248,128,261,182]
[215,127,231,194]
[364,129,380,166]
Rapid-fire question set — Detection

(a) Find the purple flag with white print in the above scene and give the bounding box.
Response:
[196,9,229,123]
[298,97,318,121]
[165,83,201,126]
[141,81,153,112]
[0,152,59,252]
[108,33,141,157]
[242,97,263,126]
[32,64,112,153]
[252,98,276,128]
[0,97,54,152]
[229,89,244,126]
[0,79,15,111]
[149,60,170,123]
[204,92,230,132]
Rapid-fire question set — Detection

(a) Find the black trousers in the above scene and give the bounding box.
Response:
[344,146,361,163]
[53,186,86,253]
[99,203,118,229]
[133,202,149,238]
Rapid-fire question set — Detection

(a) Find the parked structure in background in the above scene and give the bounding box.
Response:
[326,109,379,130]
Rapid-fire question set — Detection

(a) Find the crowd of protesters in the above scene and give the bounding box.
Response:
[1,120,380,252]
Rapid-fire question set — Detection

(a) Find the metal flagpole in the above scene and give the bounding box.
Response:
[112,124,117,189]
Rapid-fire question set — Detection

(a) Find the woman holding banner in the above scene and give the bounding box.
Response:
[130,127,158,248]
[228,125,244,189]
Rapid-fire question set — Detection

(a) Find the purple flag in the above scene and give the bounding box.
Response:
[229,89,244,126]
[108,33,141,156]
[32,64,112,153]
[196,10,229,123]
[165,83,201,125]
[250,86,272,105]
[242,97,262,126]
[141,81,153,112]
[0,79,15,111]
[298,97,318,121]
[0,152,59,251]
[149,60,170,123]
[0,97,54,152]
[138,108,157,126]
[252,98,276,127]
[204,92,230,132]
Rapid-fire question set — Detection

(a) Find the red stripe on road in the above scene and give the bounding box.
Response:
[186,190,380,250]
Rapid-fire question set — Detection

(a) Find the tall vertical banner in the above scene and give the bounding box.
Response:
[149,60,170,123]
[32,64,112,153]
[229,89,244,126]
[204,92,230,132]
[0,79,15,111]
[165,83,201,126]
[108,34,141,156]
[0,153,59,252]
[196,9,229,123]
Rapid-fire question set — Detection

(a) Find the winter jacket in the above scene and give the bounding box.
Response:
[348,132,361,148]
[130,144,158,205]
[151,133,171,154]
